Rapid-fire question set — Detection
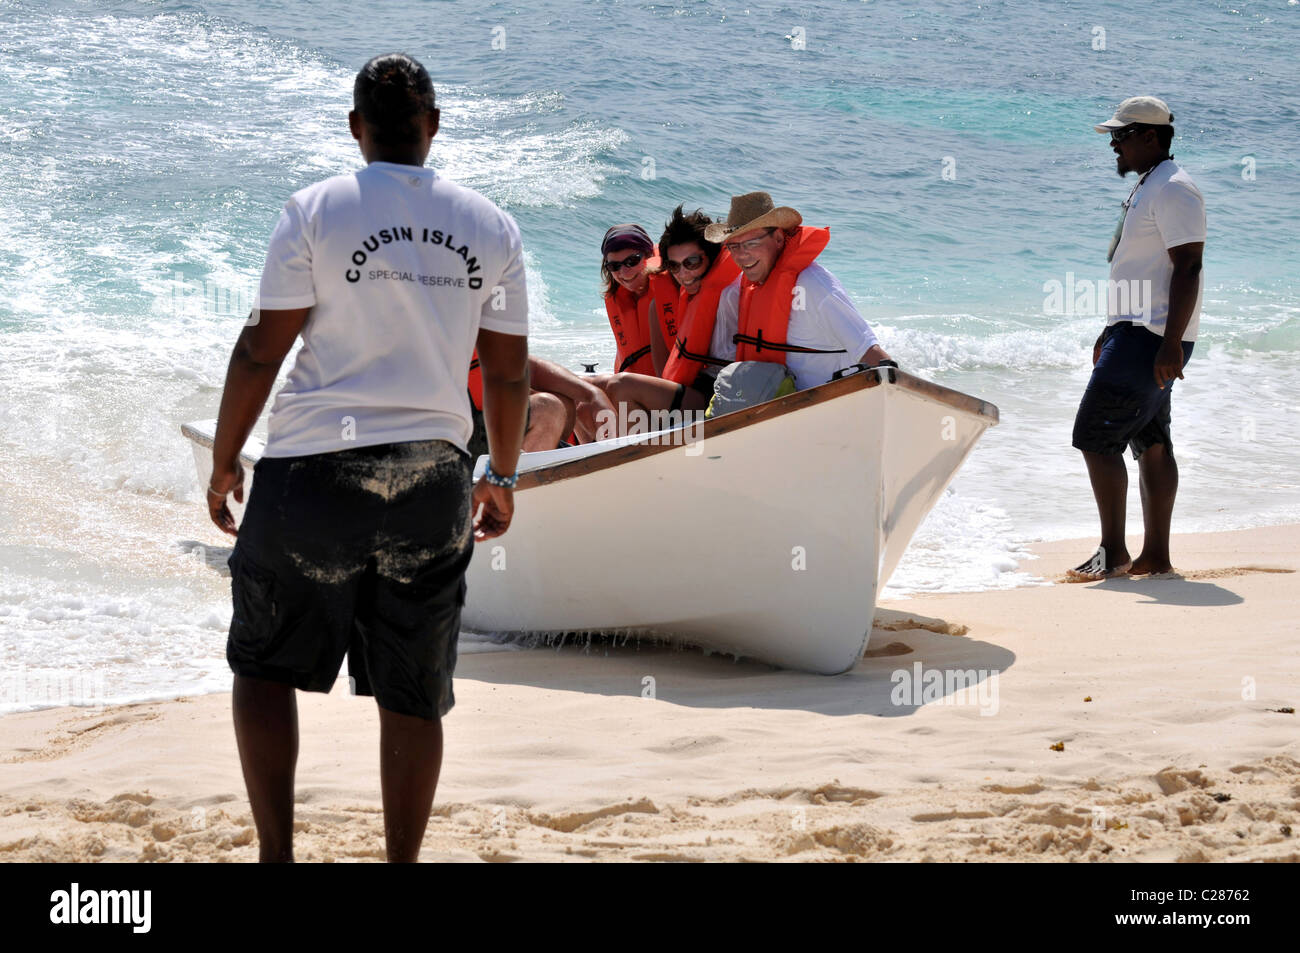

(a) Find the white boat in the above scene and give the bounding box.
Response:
[183,365,998,674]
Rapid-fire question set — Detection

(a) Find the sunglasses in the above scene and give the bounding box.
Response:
[722,229,775,255]
[605,253,645,272]
[666,254,706,273]
[1109,125,1144,146]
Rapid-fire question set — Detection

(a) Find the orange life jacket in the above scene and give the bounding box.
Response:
[647,271,679,371]
[467,350,484,410]
[604,252,661,376]
[661,250,742,386]
[734,226,840,364]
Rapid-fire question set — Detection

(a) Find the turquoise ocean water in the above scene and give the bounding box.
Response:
[2,0,1298,709]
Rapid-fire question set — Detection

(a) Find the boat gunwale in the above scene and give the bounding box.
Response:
[515,367,999,491]
[178,368,999,492]
[179,422,260,469]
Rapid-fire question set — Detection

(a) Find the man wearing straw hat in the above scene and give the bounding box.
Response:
[704,192,891,390]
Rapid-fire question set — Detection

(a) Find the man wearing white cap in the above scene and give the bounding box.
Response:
[1068,97,1206,581]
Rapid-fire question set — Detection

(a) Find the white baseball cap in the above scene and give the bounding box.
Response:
[1094,96,1174,133]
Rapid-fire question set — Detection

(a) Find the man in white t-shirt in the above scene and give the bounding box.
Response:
[704,192,891,390]
[1069,97,1206,581]
[205,53,530,862]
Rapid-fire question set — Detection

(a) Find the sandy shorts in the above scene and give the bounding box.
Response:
[226,439,474,720]
[1072,322,1194,460]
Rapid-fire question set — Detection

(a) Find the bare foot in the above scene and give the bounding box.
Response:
[1064,545,1132,583]
[1129,555,1173,576]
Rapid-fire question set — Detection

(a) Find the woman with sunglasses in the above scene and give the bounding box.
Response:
[658,204,740,399]
[600,224,662,378]
[583,223,691,437]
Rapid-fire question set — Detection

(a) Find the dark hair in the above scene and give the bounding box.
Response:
[1154,124,1175,153]
[658,205,720,280]
[353,53,436,147]
[1133,122,1175,154]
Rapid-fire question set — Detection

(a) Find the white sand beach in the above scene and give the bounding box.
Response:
[1,524,1296,862]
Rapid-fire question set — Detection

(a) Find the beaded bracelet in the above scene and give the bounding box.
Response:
[484,462,518,488]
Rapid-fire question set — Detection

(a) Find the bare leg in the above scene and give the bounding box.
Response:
[555,393,577,442]
[602,373,706,435]
[1068,450,1132,579]
[521,391,570,452]
[232,675,298,862]
[1131,442,1178,575]
[378,706,443,863]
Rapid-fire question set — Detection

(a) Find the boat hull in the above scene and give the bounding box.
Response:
[182,367,997,675]
[460,368,995,674]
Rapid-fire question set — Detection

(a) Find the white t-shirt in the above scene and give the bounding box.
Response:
[1108,159,1206,341]
[255,161,528,458]
[709,262,880,391]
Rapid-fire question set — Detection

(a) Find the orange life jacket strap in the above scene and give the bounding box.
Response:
[672,336,732,368]
[617,344,652,373]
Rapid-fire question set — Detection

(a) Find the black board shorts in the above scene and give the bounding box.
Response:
[226,439,474,720]
[1072,322,1194,460]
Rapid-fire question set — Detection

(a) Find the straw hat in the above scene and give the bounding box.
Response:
[703,192,802,244]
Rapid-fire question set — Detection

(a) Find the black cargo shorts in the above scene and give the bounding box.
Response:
[226,439,474,720]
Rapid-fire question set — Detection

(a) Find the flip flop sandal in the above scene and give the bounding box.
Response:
[1065,546,1132,582]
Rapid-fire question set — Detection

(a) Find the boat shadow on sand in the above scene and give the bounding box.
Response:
[179,540,1012,716]
[459,608,1015,718]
